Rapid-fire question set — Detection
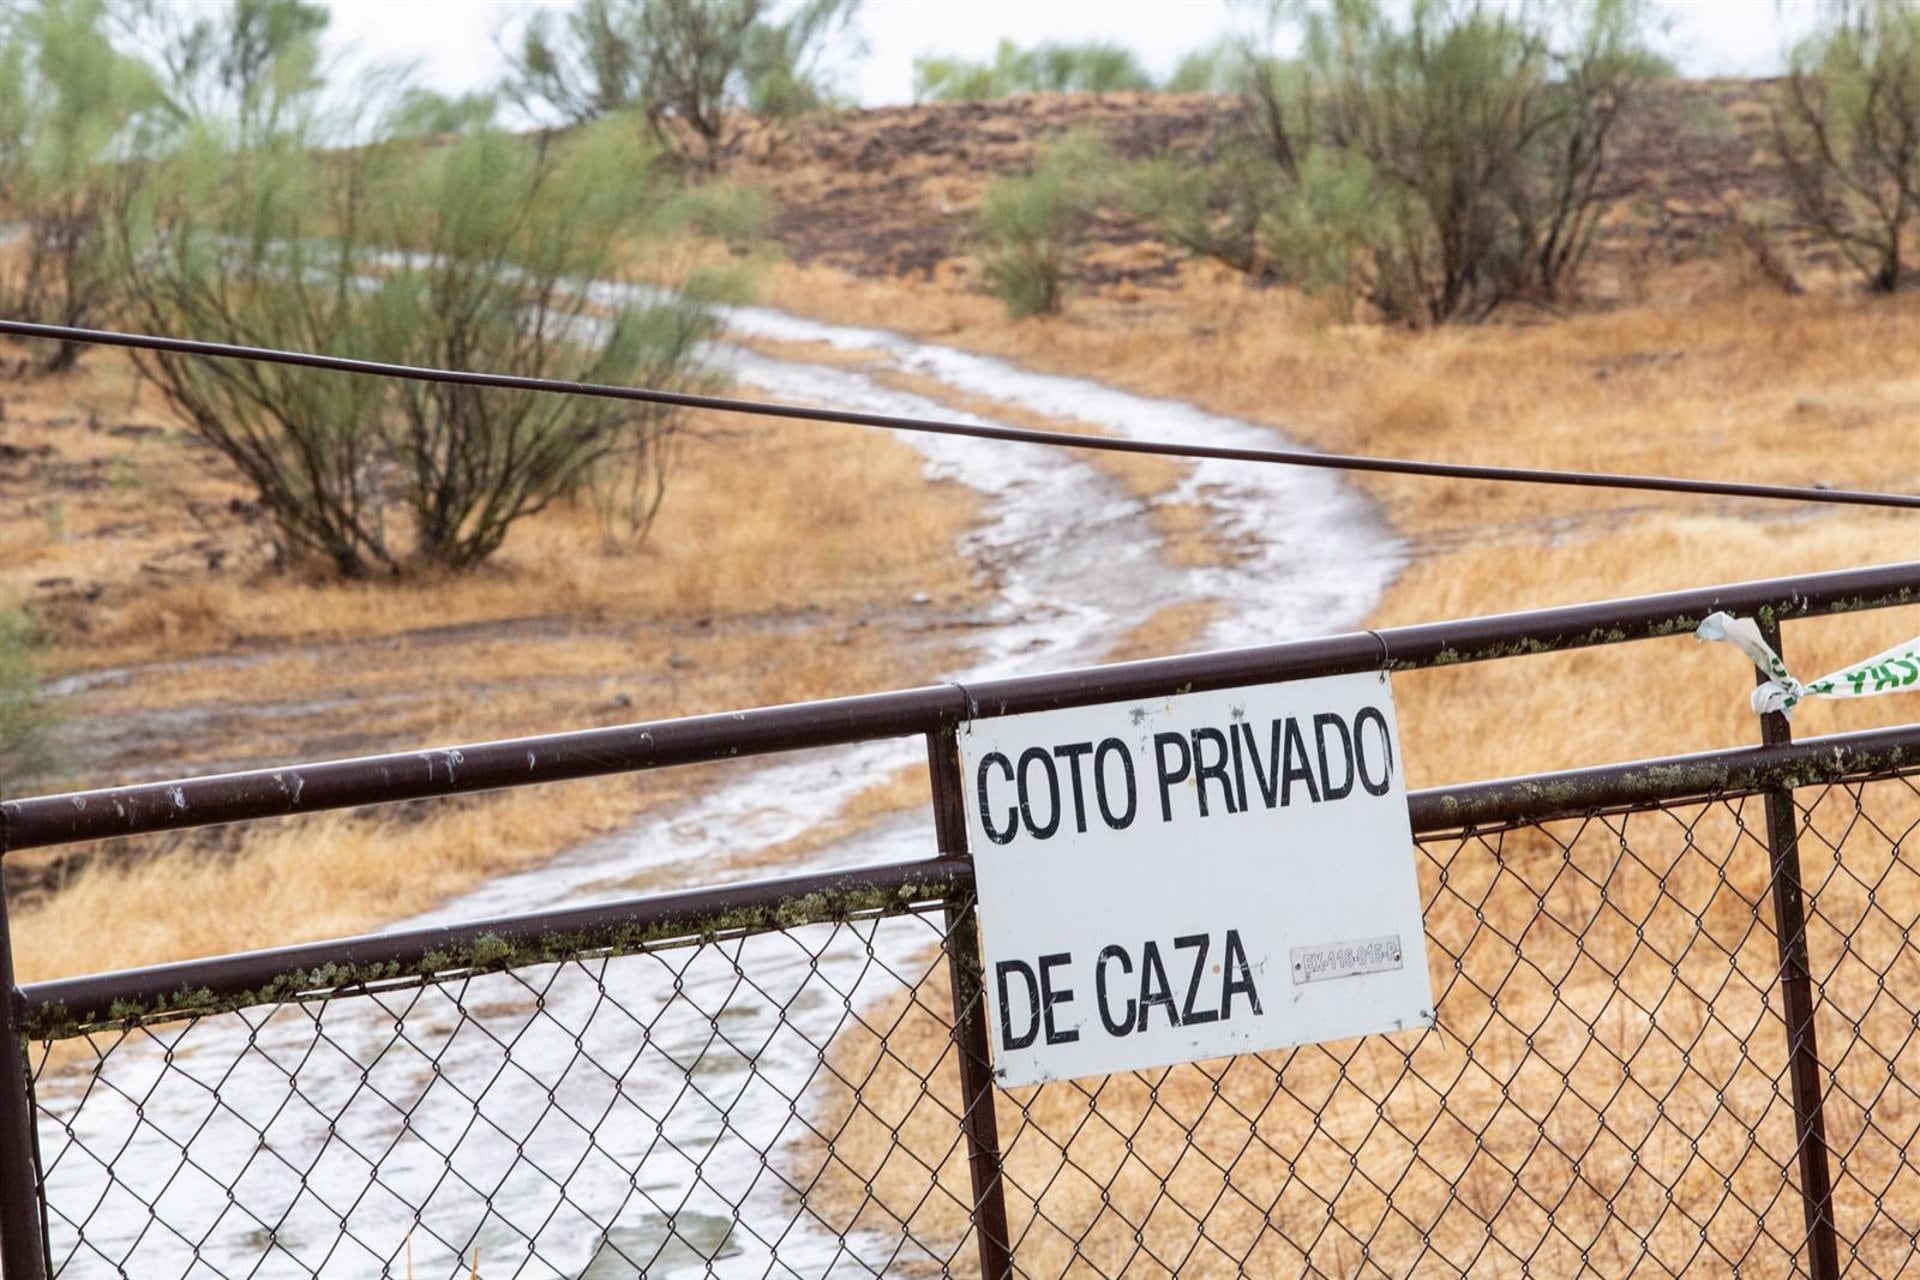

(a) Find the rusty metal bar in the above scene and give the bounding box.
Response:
[1408,723,1920,834]
[19,857,971,1040]
[928,727,1015,1280]
[0,833,51,1280]
[1755,616,1841,1280]
[8,561,1919,853]
[3,685,963,853]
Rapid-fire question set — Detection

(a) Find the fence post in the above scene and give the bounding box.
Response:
[1754,616,1840,1280]
[0,836,52,1280]
[926,726,1015,1280]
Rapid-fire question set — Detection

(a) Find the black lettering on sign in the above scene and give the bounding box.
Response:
[1281,716,1319,806]
[1017,747,1062,839]
[1055,741,1094,834]
[1096,945,1135,1036]
[996,960,1040,1050]
[1239,720,1277,809]
[977,752,1018,845]
[1084,929,1267,1041]
[1038,952,1079,1045]
[1314,713,1354,801]
[1354,705,1394,796]
[1229,717,1249,812]
[1190,727,1238,817]
[1221,929,1263,1017]
[1093,738,1137,830]
[1137,941,1178,1032]
[1175,933,1218,1025]
[1154,732,1191,823]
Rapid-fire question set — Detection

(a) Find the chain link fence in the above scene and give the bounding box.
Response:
[12,754,1918,1278]
[30,902,971,1278]
[7,564,1920,1278]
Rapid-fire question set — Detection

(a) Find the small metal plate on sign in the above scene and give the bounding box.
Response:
[1291,936,1404,985]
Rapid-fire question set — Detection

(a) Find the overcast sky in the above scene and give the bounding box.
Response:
[317,0,1821,108]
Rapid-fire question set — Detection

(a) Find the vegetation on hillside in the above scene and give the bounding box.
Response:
[911,35,1259,101]
[977,133,1113,316]
[505,0,861,168]
[914,39,1156,102]
[1133,0,1670,325]
[1777,0,1920,291]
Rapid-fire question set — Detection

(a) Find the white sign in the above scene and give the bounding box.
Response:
[961,672,1434,1086]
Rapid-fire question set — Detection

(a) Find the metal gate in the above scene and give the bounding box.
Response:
[3,561,1919,1277]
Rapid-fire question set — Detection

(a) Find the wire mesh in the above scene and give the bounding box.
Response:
[1798,772,1920,1275]
[29,905,975,1279]
[862,794,1820,1278]
[23,765,1920,1278]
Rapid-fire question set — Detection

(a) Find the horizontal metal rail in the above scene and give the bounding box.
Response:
[18,858,972,1040]
[23,724,1920,1040]
[8,560,1920,852]
[1405,722,1920,832]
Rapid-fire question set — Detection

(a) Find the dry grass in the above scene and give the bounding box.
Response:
[13,779,672,985]
[799,776,1920,1278]
[1384,514,1920,787]
[1100,600,1224,665]
[762,261,1920,550]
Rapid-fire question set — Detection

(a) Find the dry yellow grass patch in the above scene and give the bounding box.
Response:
[12,778,672,985]
[1384,514,1920,786]
[1101,600,1224,665]
[0,354,241,591]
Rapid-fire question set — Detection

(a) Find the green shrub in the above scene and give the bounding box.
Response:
[1133,0,1666,324]
[979,134,1113,317]
[0,609,57,789]
[1164,39,1245,95]
[915,39,1154,101]
[119,107,727,577]
[507,0,860,169]
[0,0,166,371]
[1776,0,1920,291]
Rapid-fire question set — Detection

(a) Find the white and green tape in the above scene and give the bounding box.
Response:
[1695,611,1920,717]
